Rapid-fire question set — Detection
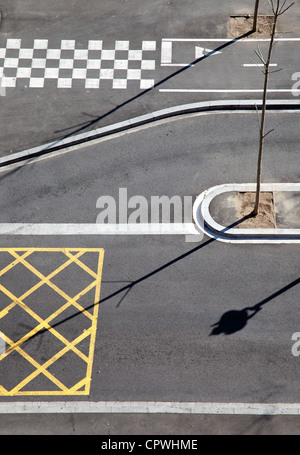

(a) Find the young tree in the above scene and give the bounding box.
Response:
[252,0,294,216]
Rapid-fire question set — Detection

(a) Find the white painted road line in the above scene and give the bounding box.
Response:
[0,223,199,236]
[243,63,278,67]
[161,41,172,64]
[162,38,300,42]
[160,89,300,93]
[1,401,300,415]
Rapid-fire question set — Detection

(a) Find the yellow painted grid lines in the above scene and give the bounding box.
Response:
[0,248,104,396]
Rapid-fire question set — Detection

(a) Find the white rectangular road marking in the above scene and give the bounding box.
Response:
[161,39,223,67]
[243,63,278,67]
[1,401,300,415]
[161,41,172,64]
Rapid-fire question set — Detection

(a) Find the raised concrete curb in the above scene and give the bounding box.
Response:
[193,183,300,243]
[1,99,300,167]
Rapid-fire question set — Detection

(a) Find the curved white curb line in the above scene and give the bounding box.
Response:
[193,183,300,244]
[0,99,299,166]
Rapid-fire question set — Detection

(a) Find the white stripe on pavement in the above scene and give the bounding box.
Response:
[242,63,278,67]
[1,401,300,414]
[0,223,199,236]
[162,38,300,42]
[160,89,300,93]
[161,41,172,64]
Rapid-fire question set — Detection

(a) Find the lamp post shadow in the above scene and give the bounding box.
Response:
[210,277,300,335]
[210,306,261,335]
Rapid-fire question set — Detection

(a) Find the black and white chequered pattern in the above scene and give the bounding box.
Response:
[0,39,156,89]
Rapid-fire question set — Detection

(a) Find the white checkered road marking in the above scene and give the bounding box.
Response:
[0,39,156,89]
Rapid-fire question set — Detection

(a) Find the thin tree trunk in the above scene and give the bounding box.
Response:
[253,0,260,31]
[251,0,294,216]
[252,13,278,216]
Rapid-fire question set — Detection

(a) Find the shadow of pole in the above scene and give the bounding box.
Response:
[21,214,256,344]
[22,236,215,345]
[18,215,280,344]
[55,30,254,139]
[210,276,300,335]
[1,29,255,167]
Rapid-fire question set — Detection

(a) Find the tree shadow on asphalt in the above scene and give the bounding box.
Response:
[18,235,215,349]
[210,276,300,336]
[54,30,254,139]
[0,29,254,168]
[15,214,300,347]
[67,214,253,310]
[99,236,216,309]
[18,214,263,344]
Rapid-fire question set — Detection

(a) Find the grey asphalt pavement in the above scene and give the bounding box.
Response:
[2,413,300,435]
[0,0,300,156]
[0,111,299,434]
[1,0,300,436]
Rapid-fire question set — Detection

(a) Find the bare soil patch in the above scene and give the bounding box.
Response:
[228,15,275,38]
[237,192,276,228]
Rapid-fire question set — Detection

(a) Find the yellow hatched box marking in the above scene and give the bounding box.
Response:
[0,248,104,396]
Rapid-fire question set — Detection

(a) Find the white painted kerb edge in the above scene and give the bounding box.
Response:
[1,99,299,166]
[193,183,300,243]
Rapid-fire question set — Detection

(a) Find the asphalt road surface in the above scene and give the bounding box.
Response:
[0,110,299,434]
[1,0,300,436]
[0,0,300,155]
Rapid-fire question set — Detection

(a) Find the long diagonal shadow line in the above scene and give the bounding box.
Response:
[250,276,300,311]
[20,214,254,342]
[56,31,254,139]
[90,213,251,308]
[210,276,300,335]
[101,237,215,308]
[5,30,254,166]
[20,236,215,346]
[8,214,256,350]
